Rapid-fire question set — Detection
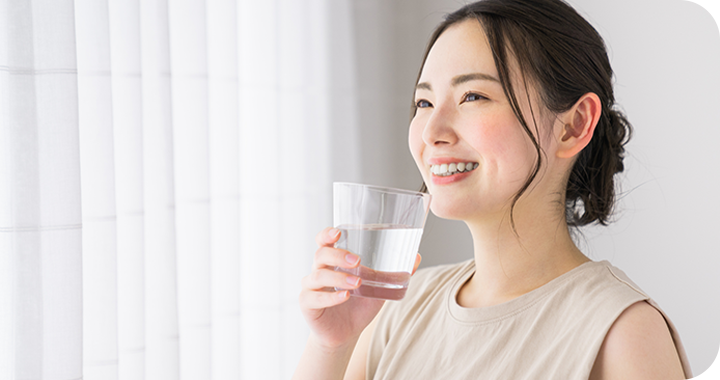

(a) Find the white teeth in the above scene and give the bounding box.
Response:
[430,162,479,176]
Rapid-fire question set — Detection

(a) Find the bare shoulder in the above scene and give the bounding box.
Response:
[589,301,685,380]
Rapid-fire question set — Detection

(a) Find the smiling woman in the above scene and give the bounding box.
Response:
[411,6,629,230]
[294,0,698,379]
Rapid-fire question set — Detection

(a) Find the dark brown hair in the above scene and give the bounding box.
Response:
[415,0,631,227]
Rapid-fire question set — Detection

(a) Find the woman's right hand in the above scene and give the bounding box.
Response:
[298,227,386,351]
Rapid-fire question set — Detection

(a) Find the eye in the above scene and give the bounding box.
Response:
[461,92,487,103]
[415,99,433,108]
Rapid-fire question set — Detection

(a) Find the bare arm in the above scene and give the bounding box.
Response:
[293,308,382,380]
[293,335,359,380]
[589,301,685,380]
[343,305,385,380]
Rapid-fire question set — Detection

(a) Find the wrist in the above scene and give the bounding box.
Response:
[307,333,360,356]
[292,335,361,380]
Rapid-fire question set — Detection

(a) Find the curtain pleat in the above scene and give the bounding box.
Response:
[0,0,83,379]
[168,1,212,379]
[206,0,242,378]
[237,0,281,377]
[276,1,312,377]
[1,0,355,378]
[75,0,119,379]
[140,1,182,379]
[107,0,146,378]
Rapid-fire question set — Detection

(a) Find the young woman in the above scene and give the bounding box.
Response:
[294,0,692,378]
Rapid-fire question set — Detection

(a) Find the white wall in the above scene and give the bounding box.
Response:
[346,0,720,375]
[566,0,720,375]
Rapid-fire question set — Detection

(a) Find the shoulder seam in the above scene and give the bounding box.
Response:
[604,266,649,300]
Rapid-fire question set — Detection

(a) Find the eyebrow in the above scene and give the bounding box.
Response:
[415,72,500,91]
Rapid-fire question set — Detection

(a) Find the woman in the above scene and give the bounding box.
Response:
[294,0,692,378]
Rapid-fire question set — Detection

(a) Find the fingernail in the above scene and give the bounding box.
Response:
[346,276,360,286]
[329,228,340,238]
[345,253,359,265]
[337,290,348,299]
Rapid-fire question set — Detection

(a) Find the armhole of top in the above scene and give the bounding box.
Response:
[586,267,649,378]
[644,298,693,379]
[605,266,693,378]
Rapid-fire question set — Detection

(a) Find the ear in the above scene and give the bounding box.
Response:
[556,93,602,159]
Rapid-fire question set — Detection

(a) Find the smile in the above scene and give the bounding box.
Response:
[430,162,478,177]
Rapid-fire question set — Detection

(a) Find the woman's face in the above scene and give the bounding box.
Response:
[409,20,560,222]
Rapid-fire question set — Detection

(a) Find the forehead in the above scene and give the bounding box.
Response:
[420,19,499,83]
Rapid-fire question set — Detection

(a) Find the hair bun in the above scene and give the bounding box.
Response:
[565,106,632,226]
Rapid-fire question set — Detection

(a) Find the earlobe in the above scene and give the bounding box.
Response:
[556,93,602,158]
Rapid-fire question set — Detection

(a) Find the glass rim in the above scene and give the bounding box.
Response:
[333,182,431,198]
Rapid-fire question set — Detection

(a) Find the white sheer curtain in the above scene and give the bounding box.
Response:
[0,1,83,379]
[1,0,360,379]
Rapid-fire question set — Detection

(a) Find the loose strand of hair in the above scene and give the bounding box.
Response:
[484,15,544,237]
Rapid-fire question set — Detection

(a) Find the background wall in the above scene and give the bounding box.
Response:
[339,0,720,375]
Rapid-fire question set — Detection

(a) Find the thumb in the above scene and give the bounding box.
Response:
[411,253,422,275]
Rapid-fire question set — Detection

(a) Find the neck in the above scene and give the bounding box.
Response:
[457,205,589,308]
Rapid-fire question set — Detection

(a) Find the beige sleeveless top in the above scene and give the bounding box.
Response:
[367,259,692,379]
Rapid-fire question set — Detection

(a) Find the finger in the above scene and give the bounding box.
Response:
[312,246,360,270]
[302,268,361,291]
[412,253,422,275]
[299,288,350,310]
[316,227,342,247]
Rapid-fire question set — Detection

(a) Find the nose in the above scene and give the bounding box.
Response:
[421,102,458,146]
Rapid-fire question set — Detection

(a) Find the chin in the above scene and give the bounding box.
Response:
[429,201,475,221]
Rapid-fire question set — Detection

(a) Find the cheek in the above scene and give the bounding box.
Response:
[466,115,520,155]
[408,119,424,167]
[470,116,537,171]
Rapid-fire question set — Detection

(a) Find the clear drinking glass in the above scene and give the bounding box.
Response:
[333,182,431,300]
